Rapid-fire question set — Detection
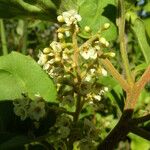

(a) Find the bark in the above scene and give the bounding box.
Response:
[97,109,133,150]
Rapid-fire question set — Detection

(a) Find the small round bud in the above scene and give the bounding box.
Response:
[43,47,51,54]
[105,41,109,47]
[84,26,91,32]
[99,37,107,44]
[57,15,64,22]
[58,32,64,39]
[104,52,116,57]
[101,68,107,76]
[65,31,71,37]
[109,52,116,57]
[99,37,109,47]
[55,56,61,62]
[104,87,109,92]
[103,23,110,29]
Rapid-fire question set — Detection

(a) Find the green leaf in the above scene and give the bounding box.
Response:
[129,133,150,150]
[58,0,78,13]
[143,2,150,12]
[0,0,57,21]
[132,19,150,64]
[143,18,150,39]
[0,52,57,102]
[133,63,148,76]
[78,0,117,41]
[58,0,117,41]
[125,0,137,10]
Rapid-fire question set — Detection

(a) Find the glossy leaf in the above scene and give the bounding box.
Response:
[0,0,57,21]
[0,52,57,102]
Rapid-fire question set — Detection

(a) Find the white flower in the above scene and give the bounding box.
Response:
[62,52,69,60]
[84,74,92,82]
[101,68,107,76]
[28,100,46,121]
[50,41,62,52]
[62,10,82,26]
[43,63,50,70]
[90,68,96,74]
[38,51,48,65]
[94,95,101,101]
[80,48,97,60]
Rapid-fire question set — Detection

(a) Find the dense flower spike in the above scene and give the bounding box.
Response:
[37,10,115,106]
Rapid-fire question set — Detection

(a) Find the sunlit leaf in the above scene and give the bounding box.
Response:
[129,133,150,150]
[78,0,117,41]
[0,52,57,102]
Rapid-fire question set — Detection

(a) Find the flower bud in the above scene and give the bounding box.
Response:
[108,52,115,57]
[57,15,64,22]
[58,32,64,39]
[84,26,91,32]
[43,47,51,54]
[103,23,110,29]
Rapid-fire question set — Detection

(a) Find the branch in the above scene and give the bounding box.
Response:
[130,114,150,124]
[72,26,81,77]
[79,34,99,50]
[101,58,129,91]
[126,65,150,108]
[118,0,133,83]
[136,65,150,92]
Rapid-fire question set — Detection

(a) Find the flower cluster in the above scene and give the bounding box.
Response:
[38,10,115,105]
[13,94,46,121]
[57,10,82,26]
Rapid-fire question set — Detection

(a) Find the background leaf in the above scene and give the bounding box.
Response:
[78,0,117,41]
[129,133,150,150]
[0,0,58,21]
[132,19,150,64]
[0,52,57,102]
[0,135,30,150]
[58,0,117,41]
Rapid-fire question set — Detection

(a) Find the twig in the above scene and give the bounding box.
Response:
[130,114,150,124]
[118,0,133,83]
[101,58,129,91]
